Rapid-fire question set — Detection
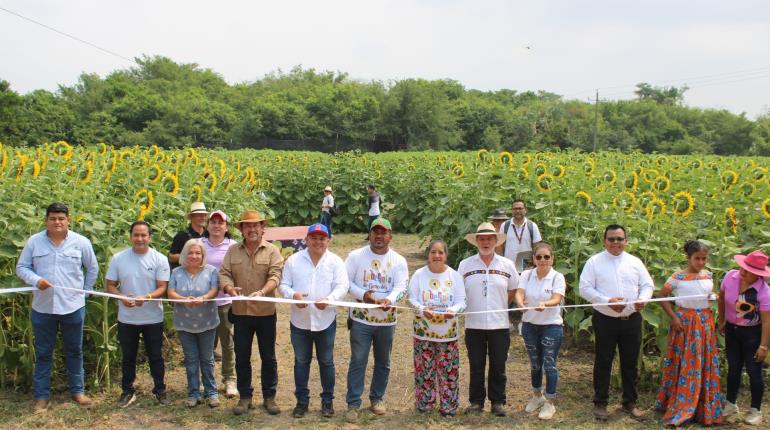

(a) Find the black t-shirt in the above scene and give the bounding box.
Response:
[169,225,203,270]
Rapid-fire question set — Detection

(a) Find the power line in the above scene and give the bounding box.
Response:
[0,6,136,64]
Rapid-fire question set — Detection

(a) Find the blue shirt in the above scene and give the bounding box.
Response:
[169,264,220,333]
[16,229,99,315]
[106,247,170,325]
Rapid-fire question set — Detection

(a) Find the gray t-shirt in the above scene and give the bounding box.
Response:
[170,264,220,333]
[106,247,170,325]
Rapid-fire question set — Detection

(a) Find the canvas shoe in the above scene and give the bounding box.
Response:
[723,400,739,417]
[745,408,762,426]
[117,391,136,408]
[345,407,360,423]
[538,400,556,420]
[525,395,546,413]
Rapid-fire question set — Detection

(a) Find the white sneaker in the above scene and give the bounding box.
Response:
[745,408,762,425]
[723,400,739,417]
[538,400,555,420]
[225,380,238,398]
[525,395,546,413]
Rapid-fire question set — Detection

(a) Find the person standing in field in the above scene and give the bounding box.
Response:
[169,202,208,270]
[497,199,542,272]
[167,239,221,408]
[514,242,566,420]
[655,240,722,426]
[365,184,381,236]
[407,240,466,416]
[319,186,335,239]
[279,223,349,418]
[579,224,653,421]
[16,202,99,413]
[201,210,238,398]
[219,210,284,416]
[487,208,509,250]
[459,222,519,417]
[345,217,409,423]
[105,221,171,408]
[718,250,770,426]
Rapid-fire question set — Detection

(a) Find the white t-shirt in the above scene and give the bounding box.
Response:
[457,254,519,330]
[346,246,409,326]
[322,195,334,214]
[499,218,542,272]
[106,247,170,325]
[578,250,654,317]
[518,268,567,325]
[664,271,713,309]
[408,266,466,342]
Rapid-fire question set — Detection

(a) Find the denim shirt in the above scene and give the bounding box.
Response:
[16,230,99,315]
[170,264,220,333]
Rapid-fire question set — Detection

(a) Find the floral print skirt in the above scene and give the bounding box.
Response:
[413,338,460,415]
[655,308,723,426]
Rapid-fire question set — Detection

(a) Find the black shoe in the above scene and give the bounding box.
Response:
[321,402,334,417]
[464,403,483,415]
[155,391,171,406]
[117,391,136,408]
[491,403,507,417]
[292,403,309,418]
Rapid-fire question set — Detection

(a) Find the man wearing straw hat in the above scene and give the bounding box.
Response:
[319,186,335,239]
[168,202,208,270]
[219,210,284,416]
[458,222,519,417]
[487,208,509,241]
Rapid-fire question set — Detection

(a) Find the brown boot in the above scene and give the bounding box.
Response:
[622,402,644,418]
[593,404,609,421]
[72,394,93,407]
[33,399,49,414]
[233,398,254,415]
[263,397,281,415]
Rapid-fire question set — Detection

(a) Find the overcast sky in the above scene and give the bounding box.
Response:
[1,1,769,117]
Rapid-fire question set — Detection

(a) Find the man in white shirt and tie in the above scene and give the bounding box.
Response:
[579,224,653,421]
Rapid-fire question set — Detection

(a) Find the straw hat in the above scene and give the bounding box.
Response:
[465,222,507,247]
[186,202,208,218]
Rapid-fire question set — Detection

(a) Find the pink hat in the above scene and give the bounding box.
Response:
[734,250,770,277]
[208,210,228,222]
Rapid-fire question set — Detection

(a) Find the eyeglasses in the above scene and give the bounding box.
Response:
[606,237,626,243]
[535,255,551,261]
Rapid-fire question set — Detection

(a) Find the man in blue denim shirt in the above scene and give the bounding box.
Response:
[16,202,99,413]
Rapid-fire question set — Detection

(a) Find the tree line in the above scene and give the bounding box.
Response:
[1,55,769,155]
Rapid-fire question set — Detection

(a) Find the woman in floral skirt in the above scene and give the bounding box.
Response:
[655,240,722,426]
[407,240,466,416]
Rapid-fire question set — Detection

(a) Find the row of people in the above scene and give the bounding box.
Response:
[14,202,770,426]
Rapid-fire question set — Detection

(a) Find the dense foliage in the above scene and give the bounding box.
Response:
[0,143,768,390]
[2,56,770,154]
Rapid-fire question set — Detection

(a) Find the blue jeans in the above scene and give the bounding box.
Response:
[31,306,85,400]
[178,329,218,400]
[291,322,336,405]
[319,212,333,238]
[346,320,395,408]
[521,322,563,399]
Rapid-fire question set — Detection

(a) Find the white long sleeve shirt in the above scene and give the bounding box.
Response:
[458,254,519,330]
[578,250,654,318]
[346,246,408,326]
[279,249,349,331]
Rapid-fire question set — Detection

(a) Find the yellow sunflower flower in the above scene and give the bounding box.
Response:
[452,163,465,178]
[645,198,666,220]
[576,191,592,205]
[499,151,514,167]
[761,198,770,219]
[672,191,695,217]
[602,169,617,185]
[476,149,489,162]
[192,184,202,202]
[725,207,738,233]
[149,164,162,183]
[164,172,179,196]
[136,189,153,220]
[739,182,756,197]
[536,174,555,192]
[652,175,671,193]
[613,191,636,213]
[721,170,739,189]
[584,159,595,176]
[625,172,639,191]
[0,150,7,174]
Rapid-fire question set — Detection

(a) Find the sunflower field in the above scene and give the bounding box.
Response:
[0,142,768,389]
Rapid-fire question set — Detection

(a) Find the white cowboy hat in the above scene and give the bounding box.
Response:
[465,222,507,247]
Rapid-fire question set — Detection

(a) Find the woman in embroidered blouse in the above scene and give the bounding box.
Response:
[407,240,466,416]
[513,242,565,420]
[655,240,722,426]
[167,239,220,408]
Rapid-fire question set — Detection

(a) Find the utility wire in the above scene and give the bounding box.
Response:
[0,5,136,64]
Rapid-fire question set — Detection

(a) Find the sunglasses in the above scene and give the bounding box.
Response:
[535,255,552,261]
[606,237,626,243]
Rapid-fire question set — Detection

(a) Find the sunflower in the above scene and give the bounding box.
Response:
[192,184,203,202]
[642,168,659,184]
[164,172,179,196]
[752,167,768,182]
[109,151,117,174]
[624,171,639,191]
[77,158,94,186]
[217,159,227,178]
[203,171,218,193]
[613,191,636,213]
[761,198,770,219]
[499,151,514,167]
[476,149,489,162]
[375,170,383,179]
[584,158,595,176]
[645,198,666,220]
[452,163,465,178]
[136,189,153,220]
[149,164,162,183]
[14,153,28,182]
[672,191,695,217]
[264,178,271,191]
[515,166,529,181]
[602,169,617,185]
[536,174,555,192]
[576,191,592,205]
[721,170,739,189]
[534,162,547,178]
[690,159,703,169]
[725,207,738,233]
[53,141,73,161]
[638,191,657,208]
[32,161,41,178]
[0,150,7,173]
[652,175,671,193]
[521,154,532,167]
[739,182,756,197]
[552,164,566,178]
[656,155,668,167]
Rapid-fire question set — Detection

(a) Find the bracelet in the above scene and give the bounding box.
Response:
[759,345,768,351]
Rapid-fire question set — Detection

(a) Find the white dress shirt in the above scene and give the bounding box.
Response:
[458,254,519,330]
[279,249,349,331]
[579,250,654,317]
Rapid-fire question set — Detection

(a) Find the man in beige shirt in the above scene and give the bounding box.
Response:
[219,210,284,416]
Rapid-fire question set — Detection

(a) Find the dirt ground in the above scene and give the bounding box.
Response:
[0,233,764,429]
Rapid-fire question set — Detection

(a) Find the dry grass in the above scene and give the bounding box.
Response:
[0,233,763,429]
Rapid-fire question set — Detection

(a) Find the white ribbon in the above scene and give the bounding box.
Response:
[0,286,713,315]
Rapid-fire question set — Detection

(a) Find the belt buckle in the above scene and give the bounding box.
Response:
[618,315,629,320]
